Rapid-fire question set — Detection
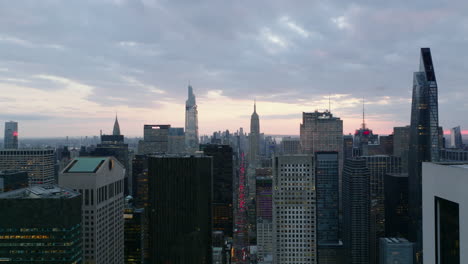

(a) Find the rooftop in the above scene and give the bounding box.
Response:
[65,157,107,173]
[382,237,412,244]
[0,185,79,199]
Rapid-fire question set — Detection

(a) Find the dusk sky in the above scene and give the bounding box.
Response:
[1,0,467,137]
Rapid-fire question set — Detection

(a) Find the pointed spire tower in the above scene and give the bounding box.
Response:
[185,84,199,153]
[113,114,121,136]
[249,99,260,165]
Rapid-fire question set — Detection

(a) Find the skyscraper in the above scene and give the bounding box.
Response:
[4,121,18,149]
[249,101,260,164]
[0,185,82,263]
[113,115,121,136]
[393,126,410,172]
[273,155,316,264]
[379,238,413,264]
[60,157,125,264]
[0,149,55,185]
[138,124,170,154]
[450,126,463,149]
[384,173,409,238]
[148,155,212,263]
[185,85,199,153]
[281,137,301,155]
[256,169,273,262]
[343,158,370,264]
[315,152,343,263]
[124,198,145,264]
[408,48,440,259]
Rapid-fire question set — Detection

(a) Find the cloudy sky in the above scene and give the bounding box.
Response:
[0,0,467,137]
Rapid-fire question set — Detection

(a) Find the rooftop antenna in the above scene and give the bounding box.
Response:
[254,98,256,113]
[362,97,366,129]
[328,94,331,113]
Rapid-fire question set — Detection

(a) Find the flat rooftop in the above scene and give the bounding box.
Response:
[0,185,79,199]
[382,237,412,244]
[65,157,107,173]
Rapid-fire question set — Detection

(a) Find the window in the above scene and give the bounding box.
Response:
[435,197,460,264]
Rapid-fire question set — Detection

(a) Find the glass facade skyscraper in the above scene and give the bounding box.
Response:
[4,121,18,149]
[185,85,199,153]
[408,48,440,260]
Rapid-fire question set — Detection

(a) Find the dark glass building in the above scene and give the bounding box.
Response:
[124,199,145,264]
[132,154,149,208]
[408,48,440,259]
[384,173,409,238]
[343,158,370,264]
[0,170,28,193]
[201,144,234,238]
[0,185,82,263]
[148,155,212,264]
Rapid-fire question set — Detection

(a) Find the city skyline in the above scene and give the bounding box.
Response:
[1,1,468,137]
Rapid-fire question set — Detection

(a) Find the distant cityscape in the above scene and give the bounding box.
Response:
[0,47,467,264]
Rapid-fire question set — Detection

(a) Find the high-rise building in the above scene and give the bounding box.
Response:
[393,126,410,172]
[343,158,370,264]
[281,137,301,155]
[185,85,199,153]
[60,157,125,264]
[450,126,463,149]
[440,148,468,162]
[343,134,354,160]
[408,48,440,259]
[362,155,401,264]
[273,155,316,264]
[201,144,234,238]
[124,198,145,264]
[131,154,148,207]
[4,121,18,149]
[256,169,273,262]
[138,124,171,154]
[0,185,82,263]
[379,135,394,156]
[0,170,28,193]
[379,238,413,264]
[148,155,212,263]
[422,162,465,264]
[315,152,343,263]
[384,173,409,238]
[249,101,260,164]
[168,127,185,154]
[0,149,55,185]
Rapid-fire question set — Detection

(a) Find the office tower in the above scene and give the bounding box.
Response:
[168,127,185,154]
[315,152,343,263]
[4,121,18,149]
[113,115,121,135]
[353,123,378,157]
[57,146,72,171]
[343,134,354,159]
[131,155,149,208]
[300,111,343,155]
[249,101,260,165]
[379,238,413,264]
[0,170,28,193]
[393,126,410,172]
[201,144,234,237]
[450,126,463,149]
[185,85,199,153]
[256,169,273,262]
[343,158,370,264]
[379,135,394,156]
[0,149,55,185]
[281,137,301,154]
[362,155,401,264]
[384,173,409,238]
[273,155,316,264]
[138,124,170,154]
[408,48,440,258]
[0,185,82,263]
[148,155,212,263]
[422,162,465,264]
[124,198,145,264]
[60,157,125,264]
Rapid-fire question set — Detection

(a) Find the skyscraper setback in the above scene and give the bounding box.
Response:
[185,85,199,153]
[408,48,440,259]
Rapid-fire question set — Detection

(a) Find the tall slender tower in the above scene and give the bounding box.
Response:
[4,121,18,149]
[248,101,260,164]
[113,115,121,136]
[185,85,199,153]
[408,47,440,261]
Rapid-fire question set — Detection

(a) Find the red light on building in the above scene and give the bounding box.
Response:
[363,130,370,135]
[12,131,18,137]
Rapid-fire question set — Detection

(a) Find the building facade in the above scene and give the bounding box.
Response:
[0,185,82,263]
[60,157,125,264]
[0,149,55,185]
[393,126,410,172]
[185,85,199,153]
[343,158,370,264]
[273,155,316,264]
[384,173,409,239]
[422,162,466,264]
[249,102,260,165]
[4,121,18,149]
[408,48,440,259]
[281,137,301,155]
[450,126,463,149]
[148,155,212,263]
[0,170,28,193]
[379,237,413,264]
[138,124,170,154]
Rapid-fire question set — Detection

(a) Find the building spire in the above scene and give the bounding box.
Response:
[113,114,121,136]
[362,97,366,130]
[254,98,256,113]
[328,94,331,113]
